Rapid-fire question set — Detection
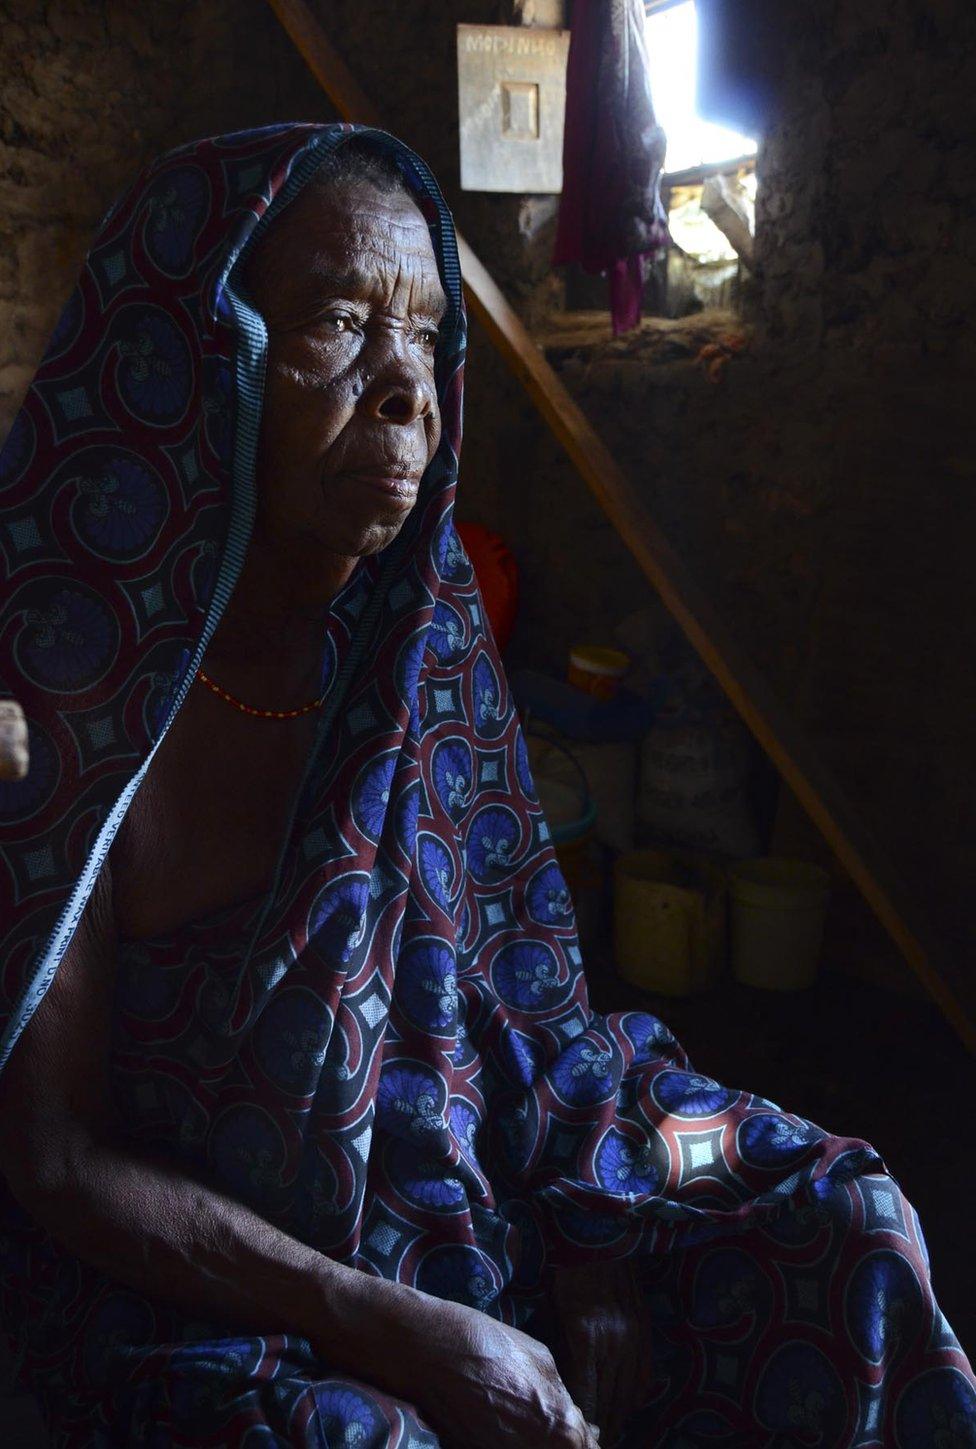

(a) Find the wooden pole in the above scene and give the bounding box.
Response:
[266,0,975,1051]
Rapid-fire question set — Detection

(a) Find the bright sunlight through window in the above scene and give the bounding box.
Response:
[644,1,757,175]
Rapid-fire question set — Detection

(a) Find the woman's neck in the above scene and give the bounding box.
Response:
[206,535,358,674]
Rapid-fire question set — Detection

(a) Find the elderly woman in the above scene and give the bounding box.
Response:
[0,124,971,1449]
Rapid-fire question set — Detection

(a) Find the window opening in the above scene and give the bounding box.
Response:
[644,0,756,175]
[644,0,758,316]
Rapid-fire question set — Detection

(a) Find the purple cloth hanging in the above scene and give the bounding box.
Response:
[553,0,670,334]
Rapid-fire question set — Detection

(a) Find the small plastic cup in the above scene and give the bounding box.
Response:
[568,645,630,701]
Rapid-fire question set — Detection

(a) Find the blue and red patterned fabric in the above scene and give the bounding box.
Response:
[0,123,973,1446]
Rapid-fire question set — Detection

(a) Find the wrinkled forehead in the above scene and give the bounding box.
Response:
[243,173,448,315]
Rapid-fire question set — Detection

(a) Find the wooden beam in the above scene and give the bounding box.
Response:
[662,153,756,189]
[268,0,383,126]
[266,0,974,1052]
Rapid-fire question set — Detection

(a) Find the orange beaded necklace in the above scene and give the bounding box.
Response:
[195,666,324,720]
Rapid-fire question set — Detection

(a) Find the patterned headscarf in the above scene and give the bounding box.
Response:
[0,121,470,1065]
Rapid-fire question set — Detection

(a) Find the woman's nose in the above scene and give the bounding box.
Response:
[371,377,432,425]
[359,339,435,425]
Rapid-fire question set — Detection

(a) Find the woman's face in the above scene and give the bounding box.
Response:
[245,174,447,563]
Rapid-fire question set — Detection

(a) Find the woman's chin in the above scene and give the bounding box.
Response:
[261,503,412,557]
[332,510,415,555]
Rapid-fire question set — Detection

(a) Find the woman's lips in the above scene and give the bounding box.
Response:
[345,470,421,504]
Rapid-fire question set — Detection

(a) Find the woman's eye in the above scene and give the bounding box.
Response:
[318,312,357,335]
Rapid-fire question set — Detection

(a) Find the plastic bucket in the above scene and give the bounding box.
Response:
[727,857,830,990]
[534,776,597,848]
[568,645,630,701]
[614,848,726,995]
[574,740,637,853]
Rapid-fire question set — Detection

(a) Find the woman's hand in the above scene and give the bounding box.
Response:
[335,1285,601,1449]
[0,699,28,781]
[547,1259,653,1446]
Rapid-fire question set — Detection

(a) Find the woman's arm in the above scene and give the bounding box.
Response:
[0,857,376,1354]
[0,860,598,1448]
